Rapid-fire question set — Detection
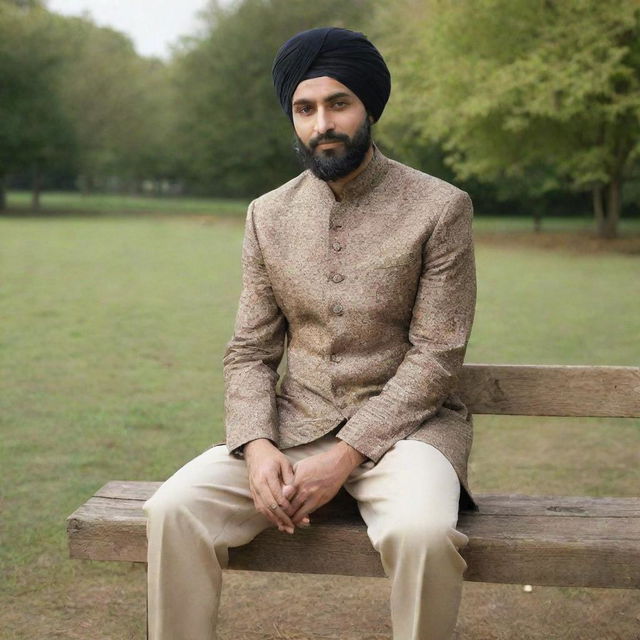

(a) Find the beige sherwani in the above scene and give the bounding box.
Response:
[223,145,477,511]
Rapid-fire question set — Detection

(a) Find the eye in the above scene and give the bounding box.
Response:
[295,104,313,115]
[332,101,347,109]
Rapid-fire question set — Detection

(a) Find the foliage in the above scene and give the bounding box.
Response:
[0,2,177,203]
[56,17,176,190]
[377,0,640,235]
[0,3,76,192]
[171,0,376,198]
[2,0,640,225]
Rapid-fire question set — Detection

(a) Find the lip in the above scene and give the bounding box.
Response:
[316,140,343,147]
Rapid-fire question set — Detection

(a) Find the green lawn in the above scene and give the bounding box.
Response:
[1,209,638,638]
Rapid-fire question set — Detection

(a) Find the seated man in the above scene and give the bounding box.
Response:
[144,26,478,640]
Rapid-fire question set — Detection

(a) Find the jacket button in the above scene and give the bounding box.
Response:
[331,273,344,283]
[332,241,342,251]
[330,353,342,363]
[331,303,344,315]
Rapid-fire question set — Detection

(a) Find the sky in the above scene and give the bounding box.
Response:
[47,0,212,59]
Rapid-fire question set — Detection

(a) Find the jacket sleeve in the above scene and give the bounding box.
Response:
[336,190,476,463]
[222,200,286,456]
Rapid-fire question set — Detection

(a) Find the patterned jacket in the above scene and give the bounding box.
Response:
[223,146,478,511]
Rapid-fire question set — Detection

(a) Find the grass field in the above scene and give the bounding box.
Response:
[1,197,639,639]
[7,190,249,217]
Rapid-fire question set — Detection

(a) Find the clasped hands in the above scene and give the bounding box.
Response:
[243,438,365,534]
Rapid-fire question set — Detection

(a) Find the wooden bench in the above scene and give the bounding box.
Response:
[67,364,640,591]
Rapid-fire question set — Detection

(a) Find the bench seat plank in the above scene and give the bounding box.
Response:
[67,481,640,589]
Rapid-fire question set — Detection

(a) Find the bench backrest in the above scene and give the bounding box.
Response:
[460,364,640,417]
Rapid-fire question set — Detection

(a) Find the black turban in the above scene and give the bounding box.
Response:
[272,27,391,123]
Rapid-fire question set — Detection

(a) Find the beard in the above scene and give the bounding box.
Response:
[293,116,372,182]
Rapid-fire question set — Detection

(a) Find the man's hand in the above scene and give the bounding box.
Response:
[285,441,366,526]
[244,439,299,534]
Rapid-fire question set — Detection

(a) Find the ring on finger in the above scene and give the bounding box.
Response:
[269,503,278,510]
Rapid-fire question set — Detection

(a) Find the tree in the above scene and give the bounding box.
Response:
[56,17,171,193]
[1,3,179,205]
[0,2,75,209]
[377,0,640,237]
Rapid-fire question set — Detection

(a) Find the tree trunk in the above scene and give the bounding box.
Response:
[80,174,94,195]
[533,210,542,233]
[603,178,621,239]
[31,165,42,211]
[0,175,6,211]
[593,181,621,239]
[593,185,604,235]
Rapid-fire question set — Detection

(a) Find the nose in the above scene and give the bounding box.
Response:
[314,106,334,136]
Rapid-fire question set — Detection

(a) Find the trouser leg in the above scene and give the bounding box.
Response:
[142,445,271,640]
[345,440,469,640]
[142,435,342,640]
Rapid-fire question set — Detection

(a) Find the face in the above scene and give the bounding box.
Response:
[291,76,373,181]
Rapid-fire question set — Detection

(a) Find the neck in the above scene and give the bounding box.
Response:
[327,144,374,201]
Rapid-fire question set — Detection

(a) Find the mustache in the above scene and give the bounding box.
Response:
[309,131,350,150]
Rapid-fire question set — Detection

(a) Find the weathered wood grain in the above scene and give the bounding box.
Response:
[67,482,640,589]
[460,364,640,417]
[67,365,640,592]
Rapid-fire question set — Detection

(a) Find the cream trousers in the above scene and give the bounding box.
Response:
[143,434,469,640]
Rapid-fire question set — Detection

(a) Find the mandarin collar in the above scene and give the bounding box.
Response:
[308,144,390,204]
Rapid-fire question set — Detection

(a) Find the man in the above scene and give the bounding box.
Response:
[144,27,477,640]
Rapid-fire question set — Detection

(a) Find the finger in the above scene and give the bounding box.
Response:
[250,481,284,529]
[269,504,295,533]
[265,477,296,529]
[281,460,295,487]
[291,502,313,526]
[282,484,296,501]
[287,491,306,516]
[258,482,295,532]
[255,494,282,529]
[294,512,311,528]
[288,491,315,525]
[266,473,292,512]
[283,485,299,517]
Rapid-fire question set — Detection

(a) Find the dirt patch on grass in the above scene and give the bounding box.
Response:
[218,573,640,640]
[475,230,640,255]
[5,564,638,639]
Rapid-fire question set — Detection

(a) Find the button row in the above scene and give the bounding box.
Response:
[329,219,344,317]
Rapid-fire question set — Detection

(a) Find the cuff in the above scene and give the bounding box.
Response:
[227,436,278,459]
[335,424,387,464]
